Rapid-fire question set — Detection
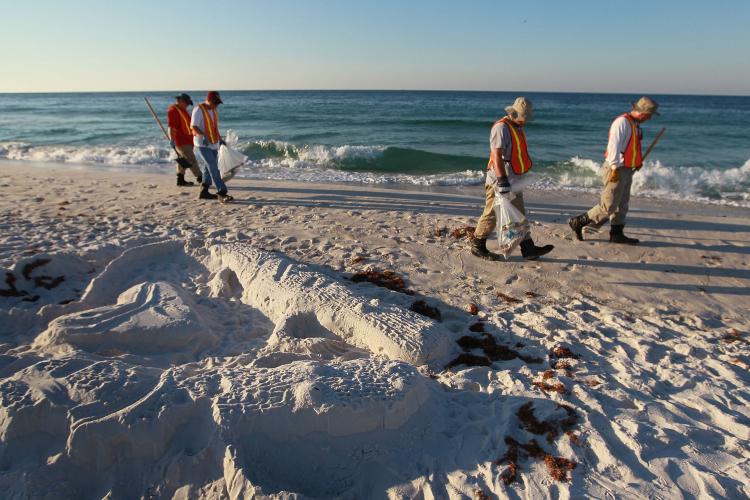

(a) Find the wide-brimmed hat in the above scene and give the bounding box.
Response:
[632,96,659,115]
[207,91,223,105]
[505,96,533,122]
[174,93,193,105]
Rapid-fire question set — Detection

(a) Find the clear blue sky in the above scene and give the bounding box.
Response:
[2,0,748,94]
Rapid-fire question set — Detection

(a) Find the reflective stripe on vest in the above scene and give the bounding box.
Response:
[199,104,219,144]
[487,118,533,175]
[622,114,643,168]
[605,114,643,169]
[175,106,192,136]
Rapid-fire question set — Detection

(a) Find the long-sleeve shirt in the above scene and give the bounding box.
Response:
[605,115,640,168]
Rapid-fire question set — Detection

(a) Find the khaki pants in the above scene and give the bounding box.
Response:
[587,164,634,226]
[175,145,202,178]
[475,184,530,240]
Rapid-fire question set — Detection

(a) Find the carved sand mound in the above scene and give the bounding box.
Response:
[34,281,219,357]
[211,358,429,438]
[209,243,454,366]
[0,240,446,497]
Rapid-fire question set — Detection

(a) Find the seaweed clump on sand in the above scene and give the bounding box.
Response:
[496,402,580,483]
[549,345,580,372]
[551,345,579,360]
[544,455,577,482]
[722,329,746,343]
[517,402,578,442]
[450,225,476,240]
[532,380,569,395]
[496,436,545,484]
[350,269,414,295]
[409,300,442,321]
[446,331,543,369]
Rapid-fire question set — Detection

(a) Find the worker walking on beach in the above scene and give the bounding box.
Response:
[191,91,233,203]
[471,97,554,261]
[568,97,660,245]
[167,93,202,187]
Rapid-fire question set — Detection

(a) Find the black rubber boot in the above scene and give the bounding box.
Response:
[470,238,501,261]
[198,184,218,200]
[520,239,554,260]
[610,225,639,245]
[217,191,234,204]
[568,213,591,241]
[176,173,194,187]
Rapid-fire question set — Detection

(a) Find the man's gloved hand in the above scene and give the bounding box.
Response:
[496,176,511,194]
[169,140,175,149]
[607,167,620,184]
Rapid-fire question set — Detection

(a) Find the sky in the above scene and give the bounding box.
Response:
[1,0,749,95]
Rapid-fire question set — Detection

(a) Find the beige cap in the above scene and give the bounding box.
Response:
[632,96,660,115]
[505,96,533,122]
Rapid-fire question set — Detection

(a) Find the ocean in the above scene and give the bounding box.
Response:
[1,91,749,205]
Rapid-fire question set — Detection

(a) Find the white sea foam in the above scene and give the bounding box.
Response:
[549,156,750,206]
[2,141,748,206]
[290,143,386,166]
[0,141,172,166]
[238,161,486,187]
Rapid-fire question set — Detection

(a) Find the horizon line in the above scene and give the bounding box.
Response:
[1,88,749,98]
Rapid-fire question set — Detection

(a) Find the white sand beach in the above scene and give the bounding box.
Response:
[1,160,748,498]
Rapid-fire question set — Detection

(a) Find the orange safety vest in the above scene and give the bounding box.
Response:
[174,106,193,136]
[487,117,532,175]
[606,113,643,169]
[199,103,220,144]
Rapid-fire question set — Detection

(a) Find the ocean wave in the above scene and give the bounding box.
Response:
[635,158,750,203]
[1,140,748,206]
[547,156,750,205]
[0,141,173,166]
[241,141,484,174]
[243,140,386,164]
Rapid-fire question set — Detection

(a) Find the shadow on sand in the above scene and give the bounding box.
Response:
[231,185,750,235]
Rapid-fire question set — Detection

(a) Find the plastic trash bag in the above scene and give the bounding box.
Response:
[218,130,247,182]
[224,129,241,148]
[218,145,247,181]
[494,192,530,258]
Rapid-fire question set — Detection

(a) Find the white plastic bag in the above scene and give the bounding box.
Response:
[494,192,530,258]
[218,130,247,182]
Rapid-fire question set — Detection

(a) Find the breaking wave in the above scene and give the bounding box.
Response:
[0,141,173,167]
[1,141,749,206]
[545,156,750,205]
